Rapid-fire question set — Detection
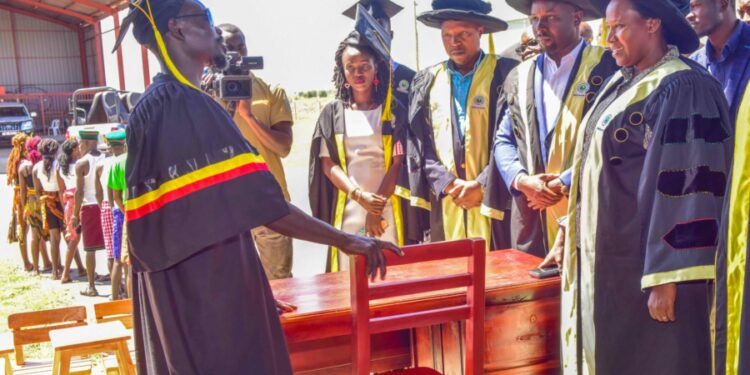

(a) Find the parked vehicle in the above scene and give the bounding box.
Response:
[66,87,140,148]
[0,102,36,141]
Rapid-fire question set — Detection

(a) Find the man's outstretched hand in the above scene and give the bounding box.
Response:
[340,235,403,281]
[266,203,404,282]
[275,298,297,315]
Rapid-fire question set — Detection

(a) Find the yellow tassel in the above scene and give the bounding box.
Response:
[132,0,200,91]
[488,33,495,56]
[381,60,394,123]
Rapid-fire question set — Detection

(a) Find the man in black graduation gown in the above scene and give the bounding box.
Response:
[343,0,417,107]
[113,1,401,373]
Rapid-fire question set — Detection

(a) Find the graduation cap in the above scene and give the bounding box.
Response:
[354,4,393,63]
[351,4,395,122]
[343,0,404,21]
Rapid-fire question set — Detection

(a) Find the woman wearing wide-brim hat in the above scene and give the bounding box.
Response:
[560,0,733,374]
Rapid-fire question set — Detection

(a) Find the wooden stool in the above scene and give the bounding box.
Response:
[0,333,13,375]
[49,321,134,375]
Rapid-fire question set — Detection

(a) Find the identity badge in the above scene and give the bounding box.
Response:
[472,95,486,109]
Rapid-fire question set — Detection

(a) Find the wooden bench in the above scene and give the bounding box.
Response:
[7,306,87,366]
[49,321,134,375]
[1,333,13,375]
[93,300,133,329]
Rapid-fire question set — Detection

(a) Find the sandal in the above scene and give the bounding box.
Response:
[80,287,99,297]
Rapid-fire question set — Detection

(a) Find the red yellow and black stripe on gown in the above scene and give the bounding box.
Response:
[125,74,293,375]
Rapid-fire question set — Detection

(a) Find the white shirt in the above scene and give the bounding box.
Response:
[541,39,585,135]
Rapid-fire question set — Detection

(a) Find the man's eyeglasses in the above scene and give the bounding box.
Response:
[173,8,214,27]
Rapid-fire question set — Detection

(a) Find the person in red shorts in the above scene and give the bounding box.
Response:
[71,129,105,296]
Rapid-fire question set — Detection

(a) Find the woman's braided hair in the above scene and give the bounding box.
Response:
[7,133,29,185]
[38,138,59,179]
[58,139,79,177]
[333,31,391,108]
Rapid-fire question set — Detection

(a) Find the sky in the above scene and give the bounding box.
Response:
[99,0,534,94]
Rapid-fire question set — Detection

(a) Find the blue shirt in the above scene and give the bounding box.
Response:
[692,21,750,122]
[447,51,485,142]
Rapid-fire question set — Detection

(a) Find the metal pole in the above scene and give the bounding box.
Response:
[113,12,126,91]
[93,22,106,86]
[413,0,421,71]
[10,12,22,92]
[78,28,90,87]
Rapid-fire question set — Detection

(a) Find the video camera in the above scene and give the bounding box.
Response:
[211,52,264,101]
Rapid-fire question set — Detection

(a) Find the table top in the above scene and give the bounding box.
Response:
[0,333,12,354]
[49,321,130,350]
[272,249,560,325]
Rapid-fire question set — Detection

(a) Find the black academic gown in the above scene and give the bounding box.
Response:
[563,56,733,374]
[392,63,416,109]
[126,74,293,375]
[501,46,618,257]
[309,99,428,272]
[407,55,517,249]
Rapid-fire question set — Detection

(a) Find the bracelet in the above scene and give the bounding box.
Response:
[348,187,361,201]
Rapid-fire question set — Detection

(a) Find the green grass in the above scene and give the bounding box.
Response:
[0,260,75,360]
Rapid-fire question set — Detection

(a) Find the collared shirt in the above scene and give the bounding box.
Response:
[447,50,485,142]
[540,39,585,139]
[493,41,584,193]
[692,21,750,120]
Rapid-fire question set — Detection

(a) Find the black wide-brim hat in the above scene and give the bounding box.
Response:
[506,0,604,21]
[629,0,699,54]
[417,0,508,33]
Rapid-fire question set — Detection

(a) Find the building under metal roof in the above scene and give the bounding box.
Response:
[0,0,149,132]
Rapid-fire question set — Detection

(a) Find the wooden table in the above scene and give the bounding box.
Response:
[0,333,13,375]
[48,321,134,375]
[271,249,561,374]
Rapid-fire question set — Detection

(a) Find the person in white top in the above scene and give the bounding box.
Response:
[311,32,410,272]
[71,130,105,297]
[31,139,64,279]
[56,139,86,284]
[20,136,52,274]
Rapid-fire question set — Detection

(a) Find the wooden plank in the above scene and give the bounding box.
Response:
[370,306,470,334]
[369,274,473,301]
[8,307,86,329]
[0,333,13,354]
[49,322,129,351]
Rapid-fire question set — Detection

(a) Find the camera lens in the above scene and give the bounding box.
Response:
[226,81,240,93]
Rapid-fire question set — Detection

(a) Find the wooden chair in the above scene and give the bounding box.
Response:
[49,321,134,375]
[0,333,13,375]
[7,306,87,366]
[94,300,133,329]
[350,239,486,375]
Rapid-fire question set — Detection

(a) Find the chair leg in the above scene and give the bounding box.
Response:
[52,350,61,375]
[58,350,71,375]
[115,341,134,375]
[3,353,12,375]
[13,346,22,367]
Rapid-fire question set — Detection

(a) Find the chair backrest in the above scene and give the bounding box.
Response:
[7,306,87,365]
[94,299,133,329]
[86,92,108,124]
[350,239,486,375]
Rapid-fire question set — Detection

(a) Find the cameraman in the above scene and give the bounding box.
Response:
[214,23,295,280]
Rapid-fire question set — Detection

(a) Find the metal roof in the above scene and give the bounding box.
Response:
[0,0,128,28]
